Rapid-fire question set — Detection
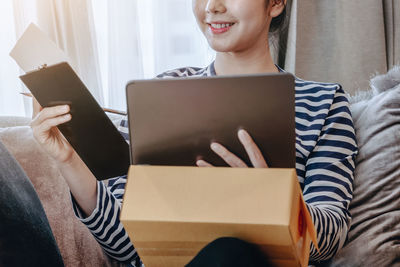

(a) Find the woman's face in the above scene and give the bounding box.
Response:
[192,0,272,53]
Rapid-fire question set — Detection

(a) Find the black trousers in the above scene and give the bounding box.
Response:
[0,141,64,267]
[186,237,270,267]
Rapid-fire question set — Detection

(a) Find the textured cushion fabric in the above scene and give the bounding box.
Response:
[0,113,123,129]
[324,66,400,266]
[0,126,122,267]
[0,116,31,128]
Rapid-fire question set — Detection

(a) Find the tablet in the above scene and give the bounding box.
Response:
[126,73,295,168]
[20,62,130,180]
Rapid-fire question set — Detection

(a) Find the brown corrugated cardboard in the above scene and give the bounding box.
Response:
[121,166,318,267]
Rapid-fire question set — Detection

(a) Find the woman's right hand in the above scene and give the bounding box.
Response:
[31,102,98,217]
[30,105,75,165]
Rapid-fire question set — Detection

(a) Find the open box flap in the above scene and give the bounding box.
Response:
[299,194,319,252]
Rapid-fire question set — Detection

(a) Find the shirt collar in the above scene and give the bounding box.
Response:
[208,61,217,76]
[207,61,285,76]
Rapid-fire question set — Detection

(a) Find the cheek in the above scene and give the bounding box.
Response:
[231,0,268,23]
[236,5,269,38]
[192,0,205,24]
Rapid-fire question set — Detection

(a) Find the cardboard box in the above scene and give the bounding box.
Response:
[121,166,318,267]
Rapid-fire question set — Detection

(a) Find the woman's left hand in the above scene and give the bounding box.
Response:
[196,129,268,168]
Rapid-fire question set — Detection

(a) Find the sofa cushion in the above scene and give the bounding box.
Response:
[325,66,400,266]
[0,116,31,128]
[0,113,123,129]
[0,126,121,267]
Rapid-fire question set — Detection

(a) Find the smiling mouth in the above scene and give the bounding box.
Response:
[208,23,235,34]
[209,23,235,29]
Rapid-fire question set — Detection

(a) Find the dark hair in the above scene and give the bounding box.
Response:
[267,0,288,34]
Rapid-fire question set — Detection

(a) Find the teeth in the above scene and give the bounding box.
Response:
[211,23,233,29]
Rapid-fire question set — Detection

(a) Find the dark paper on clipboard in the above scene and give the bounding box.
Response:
[10,24,130,180]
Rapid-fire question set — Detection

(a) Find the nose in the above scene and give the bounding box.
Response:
[205,0,226,14]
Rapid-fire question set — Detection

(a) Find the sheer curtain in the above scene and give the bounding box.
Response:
[0,0,103,116]
[0,0,214,116]
[35,0,104,103]
[91,0,215,111]
[0,0,36,116]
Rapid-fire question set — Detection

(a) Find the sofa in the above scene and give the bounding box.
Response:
[324,66,400,266]
[0,67,399,266]
[0,114,124,267]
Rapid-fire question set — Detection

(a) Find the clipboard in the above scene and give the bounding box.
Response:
[20,62,130,181]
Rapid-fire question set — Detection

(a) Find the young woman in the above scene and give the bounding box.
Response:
[30,0,358,266]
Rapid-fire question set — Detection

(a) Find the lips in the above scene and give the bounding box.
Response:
[207,22,235,34]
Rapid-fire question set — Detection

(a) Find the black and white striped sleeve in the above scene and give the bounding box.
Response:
[70,116,142,266]
[70,176,142,267]
[303,86,358,262]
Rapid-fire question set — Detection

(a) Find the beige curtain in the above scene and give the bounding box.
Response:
[384,0,400,69]
[34,0,104,103]
[281,0,400,95]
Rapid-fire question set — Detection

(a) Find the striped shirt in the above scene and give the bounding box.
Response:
[71,62,358,266]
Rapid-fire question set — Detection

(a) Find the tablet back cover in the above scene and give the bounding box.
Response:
[20,62,130,180]
[126,74,295,168]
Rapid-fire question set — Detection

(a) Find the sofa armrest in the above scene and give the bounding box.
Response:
[0,113,123,129]
[0,126,122,267]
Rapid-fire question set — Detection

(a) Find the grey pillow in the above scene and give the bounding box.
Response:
[325,66,400,266]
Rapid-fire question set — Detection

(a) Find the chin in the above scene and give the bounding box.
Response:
[207,39,237,53]
[204,32,245,53]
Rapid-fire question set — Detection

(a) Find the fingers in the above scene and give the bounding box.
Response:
[211,142,248,168]
[196,159,214,167]
[30,105,72,144]
[238,129,268,168]
[37,114,71,133]
[31,105,70,127]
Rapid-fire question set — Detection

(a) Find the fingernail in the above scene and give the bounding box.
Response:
[238,129,246,138]
[210,143,219,151]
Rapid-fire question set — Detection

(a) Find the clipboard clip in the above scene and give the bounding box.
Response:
[37,63,48,70]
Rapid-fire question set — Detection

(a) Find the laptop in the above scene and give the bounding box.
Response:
[126,73,296,168]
